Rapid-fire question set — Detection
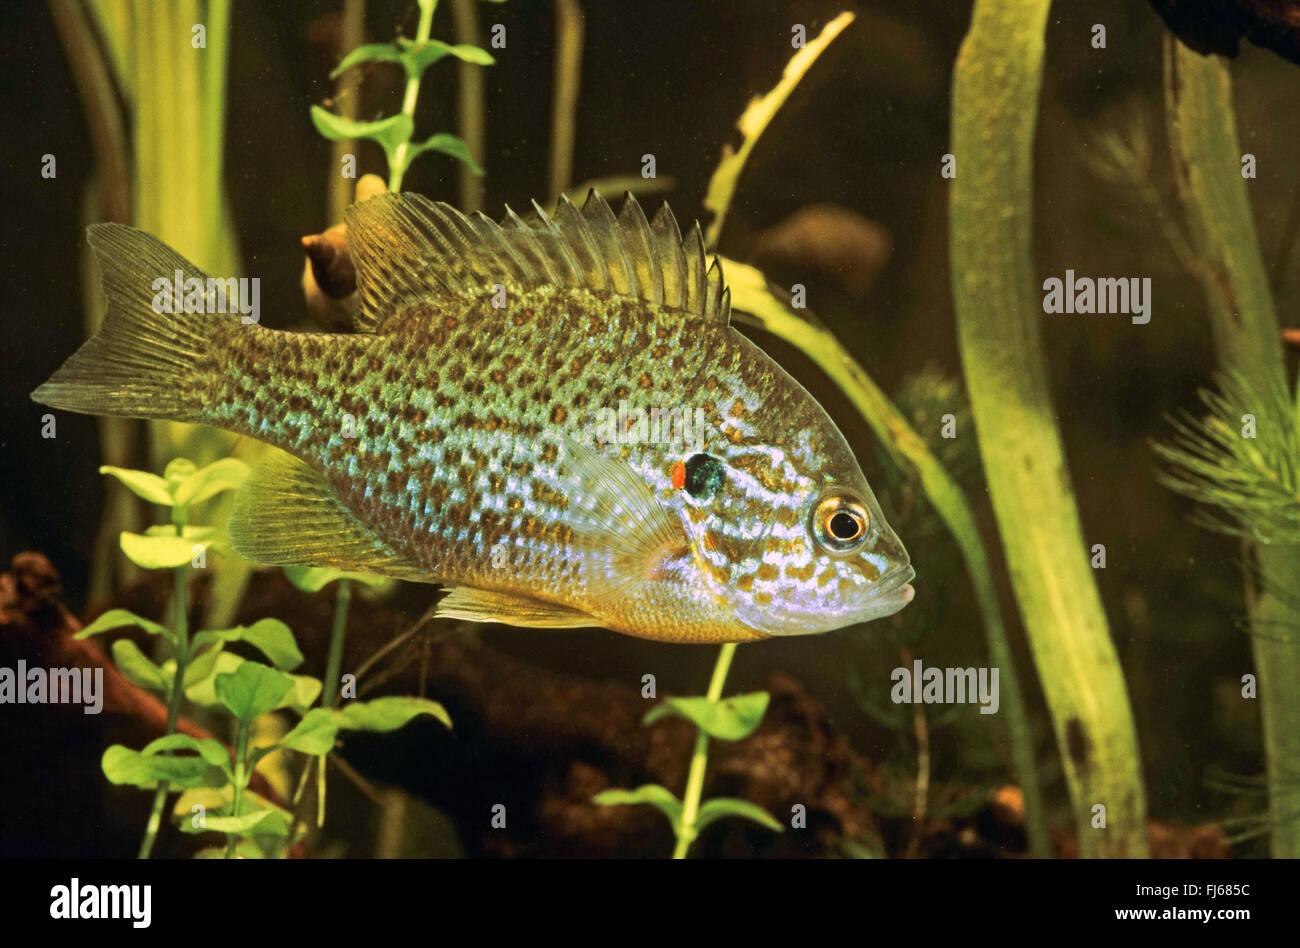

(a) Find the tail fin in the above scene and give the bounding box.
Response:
[32,224,224,420]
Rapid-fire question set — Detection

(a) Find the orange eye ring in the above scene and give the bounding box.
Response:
[811,495,871,554]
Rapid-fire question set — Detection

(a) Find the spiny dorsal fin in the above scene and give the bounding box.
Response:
[344,190,730,332]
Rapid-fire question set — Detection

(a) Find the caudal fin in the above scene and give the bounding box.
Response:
[32,223,224,420]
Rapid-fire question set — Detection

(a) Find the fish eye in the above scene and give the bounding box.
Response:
[683,453,726,499]
[811,494,870,554]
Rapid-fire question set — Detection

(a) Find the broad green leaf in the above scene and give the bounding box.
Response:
[192,619,303,671]
[214,661,294,722]
[336,695,452,732]
[329,42,404,79]
[142,734,232,782]
[592,784,683,830]
[111,639,168,692]
[120,531,198,569]
[98,466,174,506]
[279,708,339,755]
[282,565,390,593]
[101,744,223,789]
[695,797,782,834]
[76,608,168,640]
[174,458,251,507]
[188,654,320,711]
[408,132,483,175]
[278,672,323,712]
[182,646,223,693]
[398,39,494,78]
[642,692,770,741]
[145,524,218,542]
[179,809,273,835]
[163,458,198,487]
[310,108,413,167]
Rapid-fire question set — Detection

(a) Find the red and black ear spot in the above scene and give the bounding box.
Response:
[672,460,686,490]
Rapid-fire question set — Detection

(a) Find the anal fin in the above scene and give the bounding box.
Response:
[435,585,602,629]
[228,449,427,581]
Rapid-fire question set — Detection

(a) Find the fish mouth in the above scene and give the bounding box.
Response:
[859,563,916,619]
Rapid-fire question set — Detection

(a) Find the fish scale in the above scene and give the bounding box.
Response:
[32,190,915,643]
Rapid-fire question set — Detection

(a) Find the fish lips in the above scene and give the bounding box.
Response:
[740,562,917,637]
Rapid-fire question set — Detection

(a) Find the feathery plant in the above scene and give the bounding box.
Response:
[311,0,504,193]
[78,459,448,858]
[1160,36,1300,856]
[1154,371,1300,545]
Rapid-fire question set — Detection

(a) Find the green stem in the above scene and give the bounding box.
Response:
[672,643,736,859]
[138,562,191,859]
[315,577,354,829]
[225,722,249,859]
[323,578,353,709]
[388,0,438,192]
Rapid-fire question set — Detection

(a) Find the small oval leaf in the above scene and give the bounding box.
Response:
[120,532,197,569]
[99,466,174,506]
[642,692,770,741]
[76,608,169,640]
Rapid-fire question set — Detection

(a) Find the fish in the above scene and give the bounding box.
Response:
[32,191,915,643]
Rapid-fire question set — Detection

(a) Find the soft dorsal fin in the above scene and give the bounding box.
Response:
[344,190,730,332]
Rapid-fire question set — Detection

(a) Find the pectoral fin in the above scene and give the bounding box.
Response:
[554,437,690,608]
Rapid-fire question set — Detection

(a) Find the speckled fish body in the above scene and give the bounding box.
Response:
[33,192,915,643]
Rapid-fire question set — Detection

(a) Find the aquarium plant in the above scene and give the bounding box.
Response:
[310,0,500,194]
[76,458,449,858]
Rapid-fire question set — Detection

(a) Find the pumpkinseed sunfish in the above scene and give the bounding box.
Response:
[32,192,915,643]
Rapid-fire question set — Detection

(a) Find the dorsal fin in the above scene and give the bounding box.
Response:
[344,190,730,331]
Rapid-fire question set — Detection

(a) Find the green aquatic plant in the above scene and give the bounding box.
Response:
[77,458,449,858]
[311,0,502,193]
[950,0,1148,856]
[1160,37,1300,857]
[594,644,781,858]
[280,565,398,833]
[697,8,1048,855]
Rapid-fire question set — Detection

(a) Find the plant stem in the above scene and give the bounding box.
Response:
[323,578,353,709]
[672,643,736,859]
[388,0,438,192]
[225,722,249,859]
[138,563,191,859]
[315,577,355,828]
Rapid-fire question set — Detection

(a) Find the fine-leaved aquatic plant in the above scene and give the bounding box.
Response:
[78,458,449,858]
[1158,36,1300,857]
[311,0,503,193]
[594,644,782,858]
